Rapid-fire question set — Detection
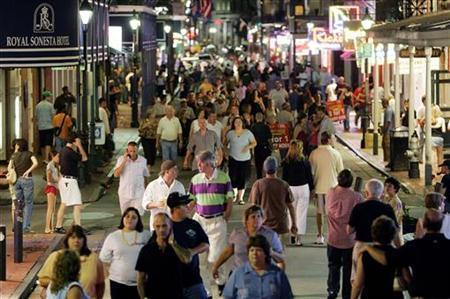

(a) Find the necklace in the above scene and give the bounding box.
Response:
[121,230,138,246]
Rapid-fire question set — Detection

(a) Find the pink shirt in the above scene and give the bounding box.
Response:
[326,186,363,249]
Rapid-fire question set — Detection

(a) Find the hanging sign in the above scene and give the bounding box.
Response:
[0,0,79,67]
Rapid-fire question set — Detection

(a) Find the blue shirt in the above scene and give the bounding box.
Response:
[223,262,293,299]
[226,129,255,161]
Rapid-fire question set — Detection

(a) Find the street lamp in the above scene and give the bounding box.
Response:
[129,10,140,128]
[165,24,174,94]
[360,8,374,149]
[79,0,92,185]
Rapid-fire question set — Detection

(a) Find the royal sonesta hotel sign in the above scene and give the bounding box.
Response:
[0,0,79,67]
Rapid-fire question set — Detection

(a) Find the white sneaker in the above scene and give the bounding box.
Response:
[314,235,325,245]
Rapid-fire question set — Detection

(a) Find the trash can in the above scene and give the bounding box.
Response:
[390,129,409,171]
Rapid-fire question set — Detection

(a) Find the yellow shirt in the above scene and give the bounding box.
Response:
[38,250,104,299]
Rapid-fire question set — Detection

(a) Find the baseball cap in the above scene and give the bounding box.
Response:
[166,192,192,209]
[439,159,450,168]
[42,90,53,98]
[263,156,278,175]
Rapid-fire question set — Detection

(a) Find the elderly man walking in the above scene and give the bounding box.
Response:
[249,156,298,244]
[309,132,344,244]
[326,169,363,299]
[114,141,150,215]
[156,105,183,161]
[347,179,401,281]
[188,150,234,297]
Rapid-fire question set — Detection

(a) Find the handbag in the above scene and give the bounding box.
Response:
[6,159,17,185]
[54,113,68,137]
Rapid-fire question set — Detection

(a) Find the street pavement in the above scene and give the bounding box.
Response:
[1,107,427,298]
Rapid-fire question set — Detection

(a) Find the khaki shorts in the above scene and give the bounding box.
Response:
[314,193,327,215]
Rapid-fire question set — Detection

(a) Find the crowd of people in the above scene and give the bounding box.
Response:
[7,57,450,299]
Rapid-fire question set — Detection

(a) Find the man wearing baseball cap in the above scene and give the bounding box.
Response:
[168,192,210,299]
[439,159,450,213]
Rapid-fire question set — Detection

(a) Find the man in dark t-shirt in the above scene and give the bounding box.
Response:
[251,113,272,179]
[168,192,210,299]
[54,133,87,234]
[136,213,186,299]
[347,179,400,280]
[439,159,450,213]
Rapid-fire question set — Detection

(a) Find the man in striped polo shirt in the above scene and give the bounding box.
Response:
[189,150,234,298]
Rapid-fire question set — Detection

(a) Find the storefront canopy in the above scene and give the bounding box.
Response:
[367,10,450,47]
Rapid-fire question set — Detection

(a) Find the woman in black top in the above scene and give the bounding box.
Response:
[10,138,38,233]
[351,215,398,299]
[281,140,314,246]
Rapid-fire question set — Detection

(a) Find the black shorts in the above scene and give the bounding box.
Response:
[228,157,251,190]
[39,129,54,147]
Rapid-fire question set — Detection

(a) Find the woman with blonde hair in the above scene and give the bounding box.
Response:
[281,140,314,245]
[46,249,88,299]
[431,105,446,173]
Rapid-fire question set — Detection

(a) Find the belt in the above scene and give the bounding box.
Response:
[161,139,177,142]
[62,175,77,180]
[199,213,223,219]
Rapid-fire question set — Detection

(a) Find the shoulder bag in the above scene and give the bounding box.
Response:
[6,159,17,185]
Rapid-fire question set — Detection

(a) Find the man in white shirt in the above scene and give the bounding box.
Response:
[309,132,344,244]
[114,141,150,215]
[98,98,110,135]
[142,160,185,230]
[268,81,289,112]
[206,111,224,143]
[156,105,183,161]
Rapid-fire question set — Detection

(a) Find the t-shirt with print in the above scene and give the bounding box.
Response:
[172,218,209,288]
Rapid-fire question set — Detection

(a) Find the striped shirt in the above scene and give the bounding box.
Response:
[189,168,234,216]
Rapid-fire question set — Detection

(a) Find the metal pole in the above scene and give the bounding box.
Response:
[130,29,139,128]
[361,58,369,149]
[408,46,416,142]
[373,44,379,156]
[13,197,23,263]
[384,43,390,99]
[79,26,89,186]
[89,5,97,165]
[0,225,6,280]
[394,44,401,128]
[425,47,433,185]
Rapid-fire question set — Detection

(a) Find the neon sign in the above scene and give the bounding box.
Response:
[329,6,360,34]
[312,27,343,50]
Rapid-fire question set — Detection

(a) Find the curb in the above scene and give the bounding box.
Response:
[335,133,414,195]
[11,235,64,299]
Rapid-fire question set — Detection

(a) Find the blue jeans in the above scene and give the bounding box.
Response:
[15,177,34,230]
[343,105,351,131]
[55,137,66,152]
[183,283,208,299]
[161,140,178,161]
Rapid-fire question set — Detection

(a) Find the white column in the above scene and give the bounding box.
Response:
[394,44,401,128]
[408,46,416,141]
[425,47,433,185]
[384,43,390,99]
[373,43,380,155]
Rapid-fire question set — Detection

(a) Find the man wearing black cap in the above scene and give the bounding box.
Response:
[168,192,210,299]
[440,159,450,213]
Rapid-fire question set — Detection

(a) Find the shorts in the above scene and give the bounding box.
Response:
[39,129,54,147]
[58,177,82,206]
[314,193,327,215]
[44,185,58,195]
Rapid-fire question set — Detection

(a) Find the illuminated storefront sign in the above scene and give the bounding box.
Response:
[329,5,360,34]
[311,27,343,50]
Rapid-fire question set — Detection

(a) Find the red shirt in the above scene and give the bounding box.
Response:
[326,186,363,249]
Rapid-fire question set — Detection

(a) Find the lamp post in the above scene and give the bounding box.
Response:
[79,0,93,135]
[79,0,93,185]
[164,24,173,94]
[360,8,374,149]
[129,11,140,128]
